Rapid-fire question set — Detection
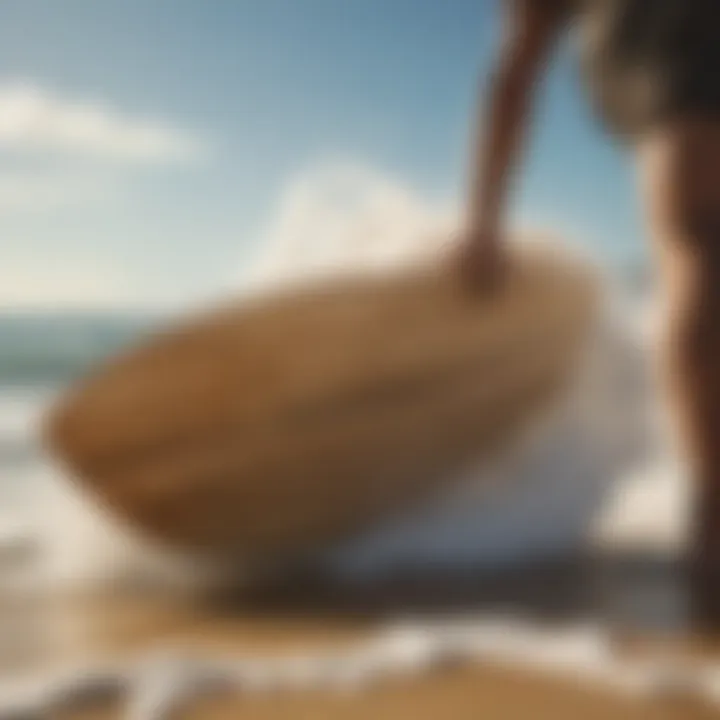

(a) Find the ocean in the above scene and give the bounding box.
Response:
[0,313,154,509]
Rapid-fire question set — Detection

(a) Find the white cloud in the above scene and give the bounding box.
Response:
[0,256,138,312]
[0,172,115,213]
[243,161,458,290]
[3,162,463,311]
[0,82,206,164]
[236,161,581,297]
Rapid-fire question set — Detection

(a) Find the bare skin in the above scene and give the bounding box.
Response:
[639,122,720,614]
[459,0,566,291]
[462,2,720,621]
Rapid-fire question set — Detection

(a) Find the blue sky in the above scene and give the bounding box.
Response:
[0,0,644,310]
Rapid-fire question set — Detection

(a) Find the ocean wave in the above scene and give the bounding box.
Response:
[0,314,153,384]
[0,390,49,457]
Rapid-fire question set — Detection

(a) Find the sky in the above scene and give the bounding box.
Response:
[0,0,645,311]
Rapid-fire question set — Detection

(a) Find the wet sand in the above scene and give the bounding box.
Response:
[4,551,720,719]
[53,665,720,720]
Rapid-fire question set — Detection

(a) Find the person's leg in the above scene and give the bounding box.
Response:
[638,118,720,620]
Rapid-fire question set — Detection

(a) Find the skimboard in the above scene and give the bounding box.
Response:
[45,242,599,559]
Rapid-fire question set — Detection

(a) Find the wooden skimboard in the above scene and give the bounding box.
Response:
[45,242,599,559]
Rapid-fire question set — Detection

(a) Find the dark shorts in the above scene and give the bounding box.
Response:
[577,0,720,140]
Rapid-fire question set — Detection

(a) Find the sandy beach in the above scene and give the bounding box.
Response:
[4,551,720,719]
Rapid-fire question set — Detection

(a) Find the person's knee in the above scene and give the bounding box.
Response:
[679,207,720,271]
[640,120,720,264]
[661,209,720,376]
[640,122,720,360]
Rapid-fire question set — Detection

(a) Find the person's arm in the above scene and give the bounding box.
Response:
[461,0,568,288]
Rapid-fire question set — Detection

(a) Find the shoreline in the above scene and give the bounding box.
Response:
[1,550,718,719]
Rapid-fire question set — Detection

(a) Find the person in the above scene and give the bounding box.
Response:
[458,0,720,621]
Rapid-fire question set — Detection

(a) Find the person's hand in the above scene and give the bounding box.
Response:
[455,230,508,295]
